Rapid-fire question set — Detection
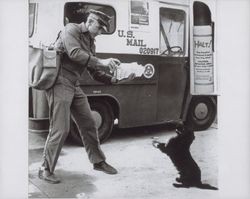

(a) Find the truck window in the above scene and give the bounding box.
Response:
[160,8,186,56]
[29,3,36,37]
[64,2,116,34]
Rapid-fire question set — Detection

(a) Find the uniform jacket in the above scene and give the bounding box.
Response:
[56,22,113,84]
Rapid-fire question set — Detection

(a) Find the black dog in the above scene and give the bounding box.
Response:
[152,123,218,190]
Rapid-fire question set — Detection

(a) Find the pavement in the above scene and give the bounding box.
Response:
[28,123,218,199]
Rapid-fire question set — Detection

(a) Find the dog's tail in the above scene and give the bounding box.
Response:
[197,183,218,190]
[173,182,218,190]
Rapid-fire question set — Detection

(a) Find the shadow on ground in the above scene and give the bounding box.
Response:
[67,123,177,146]
[29,169,97,198]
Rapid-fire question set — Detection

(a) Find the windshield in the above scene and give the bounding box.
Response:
[160,8,186,56]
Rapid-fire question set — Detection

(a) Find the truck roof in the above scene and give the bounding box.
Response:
[30,0,190,6]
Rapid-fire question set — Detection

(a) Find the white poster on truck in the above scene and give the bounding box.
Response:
[129,0,150,32]
[190,0,217,95]
[193,25,214,93]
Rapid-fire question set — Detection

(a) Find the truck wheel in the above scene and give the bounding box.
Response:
[70,100,114,145]
[186,96,216,131]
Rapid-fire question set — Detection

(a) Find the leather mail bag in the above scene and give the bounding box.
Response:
[29,46,61,90]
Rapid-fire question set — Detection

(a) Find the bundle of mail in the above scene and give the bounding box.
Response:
[114,62,145,80]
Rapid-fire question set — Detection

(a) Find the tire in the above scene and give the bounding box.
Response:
[70,100,114,145]
[186,96,216,131]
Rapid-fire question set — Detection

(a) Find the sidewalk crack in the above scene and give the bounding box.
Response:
[29,180,50,198]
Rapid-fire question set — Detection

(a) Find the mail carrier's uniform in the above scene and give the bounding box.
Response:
[42,22,113,173]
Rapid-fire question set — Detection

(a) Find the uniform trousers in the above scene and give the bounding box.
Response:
[42,75,106,173]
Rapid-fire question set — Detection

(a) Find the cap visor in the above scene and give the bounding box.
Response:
[101,26,108,33]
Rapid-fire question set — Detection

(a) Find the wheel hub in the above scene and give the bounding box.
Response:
[194,103,208,120]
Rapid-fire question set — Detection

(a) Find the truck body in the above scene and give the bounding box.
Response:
[29,0,217,144]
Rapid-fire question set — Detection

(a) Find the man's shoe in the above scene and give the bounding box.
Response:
[93,161,118,175]
[38,167,61,184]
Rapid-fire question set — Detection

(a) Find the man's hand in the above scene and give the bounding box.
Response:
[111,73,136,84]
[99,58,120,73]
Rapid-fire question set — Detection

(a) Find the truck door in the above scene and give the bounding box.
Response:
[156,3,189,122]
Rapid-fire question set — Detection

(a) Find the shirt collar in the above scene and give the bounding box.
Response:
[80,22,88,33]
[80,22,96,41]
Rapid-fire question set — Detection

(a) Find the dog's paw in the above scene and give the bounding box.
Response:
[152,140,160,148]
[173,183,190,188]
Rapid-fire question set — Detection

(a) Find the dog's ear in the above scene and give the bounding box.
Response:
[175,122,184,135]
[175,129,181,135]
